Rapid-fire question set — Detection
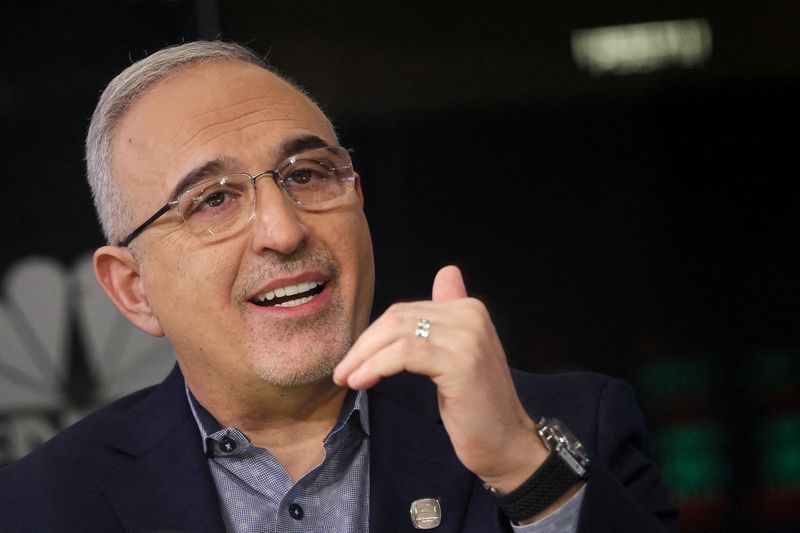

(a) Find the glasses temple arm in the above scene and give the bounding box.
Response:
[118,202,174,247]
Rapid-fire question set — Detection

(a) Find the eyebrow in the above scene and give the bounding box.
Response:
[167,135,332,201]
[167,157,238,202]
[278,135,330,161]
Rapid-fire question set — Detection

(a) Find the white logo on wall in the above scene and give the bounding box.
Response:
[0,254,175,465]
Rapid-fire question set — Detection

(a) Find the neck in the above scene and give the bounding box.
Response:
[181,362,348,452]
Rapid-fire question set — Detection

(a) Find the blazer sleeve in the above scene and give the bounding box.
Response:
[577,377,679,532]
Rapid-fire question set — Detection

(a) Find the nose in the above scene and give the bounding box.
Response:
[249,176,309,255]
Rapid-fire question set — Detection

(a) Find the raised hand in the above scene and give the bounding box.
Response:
[333,265,547,492]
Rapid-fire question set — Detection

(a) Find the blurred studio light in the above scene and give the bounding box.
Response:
[571,19,712,75]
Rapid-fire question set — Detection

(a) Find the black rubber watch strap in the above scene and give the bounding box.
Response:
[491,452,583,522]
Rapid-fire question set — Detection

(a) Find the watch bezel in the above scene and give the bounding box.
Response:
[537,417,590,477]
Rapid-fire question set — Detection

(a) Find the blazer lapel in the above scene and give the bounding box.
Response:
[367,374,476,533]
[98,366,225,533]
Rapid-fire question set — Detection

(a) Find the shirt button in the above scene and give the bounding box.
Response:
[288,503,304,520]
[219,437,237,453]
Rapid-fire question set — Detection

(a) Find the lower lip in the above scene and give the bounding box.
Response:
[246,284,332,318]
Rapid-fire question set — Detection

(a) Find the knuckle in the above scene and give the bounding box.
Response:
[385,302,404,314]
[466,296,488,313]
[397,335,416,353]
[383,303,408,327]
[463,297,489,321]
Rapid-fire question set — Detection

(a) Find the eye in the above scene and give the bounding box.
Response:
[285,165,329,186]
[192,187,240,212]
[182,182,245,220]
[202,190,228,208]
[279,155,352,204]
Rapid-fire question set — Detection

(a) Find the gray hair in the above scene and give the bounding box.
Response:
[85,41,299,245]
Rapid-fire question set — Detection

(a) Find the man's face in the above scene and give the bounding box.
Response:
[110,59,375,388]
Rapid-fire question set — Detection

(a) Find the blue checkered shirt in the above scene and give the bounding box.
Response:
[187,384,581,532]
[187,386,370,533]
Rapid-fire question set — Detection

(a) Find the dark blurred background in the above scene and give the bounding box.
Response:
[1,1,799,531]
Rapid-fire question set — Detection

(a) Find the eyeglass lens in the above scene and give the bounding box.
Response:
[176,146,354,241]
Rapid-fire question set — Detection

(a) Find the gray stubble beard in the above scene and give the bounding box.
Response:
[235,246,355,387]
[244,295,353,387]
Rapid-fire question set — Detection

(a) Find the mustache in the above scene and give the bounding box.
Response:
[236,246,340,300]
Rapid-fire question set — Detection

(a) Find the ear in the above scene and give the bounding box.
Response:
[93,245,165,337]
[354,172,365,206]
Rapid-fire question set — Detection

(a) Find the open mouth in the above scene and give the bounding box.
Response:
[250,280,326,308]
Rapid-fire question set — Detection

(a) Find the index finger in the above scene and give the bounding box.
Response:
[333,302,437,385]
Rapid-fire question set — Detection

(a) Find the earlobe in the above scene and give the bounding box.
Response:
[354,172,365,206]
[93,246,165,337]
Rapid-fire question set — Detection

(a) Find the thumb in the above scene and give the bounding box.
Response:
[432,265,468,301]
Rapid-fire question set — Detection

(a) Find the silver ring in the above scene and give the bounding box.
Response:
[415,318,431,340]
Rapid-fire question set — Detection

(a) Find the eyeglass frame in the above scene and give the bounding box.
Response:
[117,146,356,247]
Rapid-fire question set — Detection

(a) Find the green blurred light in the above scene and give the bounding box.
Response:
[636,354,719,406]
[653,422,730,499]
[758,415,800,489]
[741,347,800,396]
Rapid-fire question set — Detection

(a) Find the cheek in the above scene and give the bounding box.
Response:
[353,216,375,289]
[141,244,239,329]
[354,245,375,334]
[330,212,375,331]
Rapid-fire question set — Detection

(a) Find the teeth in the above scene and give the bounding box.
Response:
[254,281,322,304]
[276,295,313,307]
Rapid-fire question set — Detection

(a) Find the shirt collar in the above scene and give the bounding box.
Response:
[184,381,370,455]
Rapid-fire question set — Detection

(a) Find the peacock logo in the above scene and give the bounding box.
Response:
[0,254,175,464]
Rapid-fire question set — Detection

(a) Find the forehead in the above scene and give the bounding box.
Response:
[111,59,335,208]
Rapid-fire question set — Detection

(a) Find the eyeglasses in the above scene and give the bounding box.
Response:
[119,146,356,246]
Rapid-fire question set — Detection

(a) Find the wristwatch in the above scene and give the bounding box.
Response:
[488,417,590,522]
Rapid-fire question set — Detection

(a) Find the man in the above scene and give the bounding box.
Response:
[0,41,677,531]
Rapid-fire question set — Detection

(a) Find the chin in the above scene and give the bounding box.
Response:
[242,286,354,387]
[244,330,353,388]
[247,347,345,387]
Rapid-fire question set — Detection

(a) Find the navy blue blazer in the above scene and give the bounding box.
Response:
[0,365,677,532]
